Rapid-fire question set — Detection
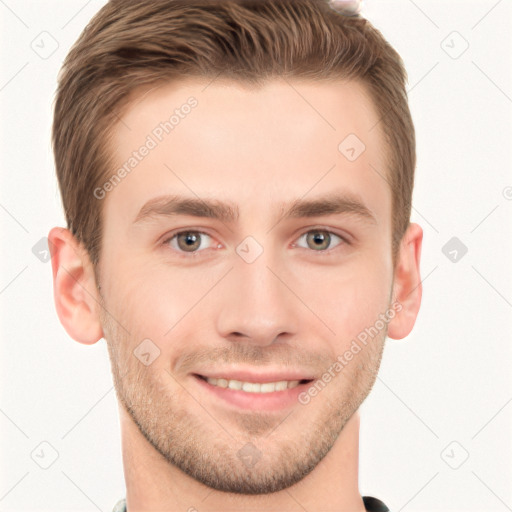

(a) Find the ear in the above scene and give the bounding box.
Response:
[387,222,423,340]
[48,227,104,345]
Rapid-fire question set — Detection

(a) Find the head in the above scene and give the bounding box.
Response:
[49,0,422,495]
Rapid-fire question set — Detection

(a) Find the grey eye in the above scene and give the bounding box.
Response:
[167,231,213,253]
[296,230,343,251]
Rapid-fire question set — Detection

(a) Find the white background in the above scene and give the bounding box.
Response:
[1,1,511,511]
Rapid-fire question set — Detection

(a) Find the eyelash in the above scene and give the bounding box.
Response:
[161,228,351,258]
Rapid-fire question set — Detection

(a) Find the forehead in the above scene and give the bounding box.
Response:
[103,77,390,231]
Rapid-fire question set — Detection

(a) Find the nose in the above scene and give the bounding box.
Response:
[215,247,298,347]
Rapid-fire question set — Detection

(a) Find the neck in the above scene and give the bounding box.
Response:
[119,405,366,512]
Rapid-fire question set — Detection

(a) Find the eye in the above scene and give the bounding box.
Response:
[163,230,217,255]
[162,228,348,258]
[294,229,347,252]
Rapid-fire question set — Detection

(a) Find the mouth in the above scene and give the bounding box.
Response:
[192,373,316,411]
[195,374,314,393]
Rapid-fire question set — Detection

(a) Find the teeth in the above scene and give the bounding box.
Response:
[205,377,301,393]
[228,379,242,390]
[217,378,228,388]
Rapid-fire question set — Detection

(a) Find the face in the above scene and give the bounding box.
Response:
[97,77,395,494]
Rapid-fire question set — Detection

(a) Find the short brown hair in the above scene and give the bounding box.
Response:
[52,0,415,271]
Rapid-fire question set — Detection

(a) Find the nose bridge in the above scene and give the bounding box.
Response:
[215,239,297,344]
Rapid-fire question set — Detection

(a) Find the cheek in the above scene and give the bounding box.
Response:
[302,252,392,343]
[107,255,223,348]
[101,253,172,340]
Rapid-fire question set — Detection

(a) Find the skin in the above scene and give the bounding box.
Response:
[49,77,422,512]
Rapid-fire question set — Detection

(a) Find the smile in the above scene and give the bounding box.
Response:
[201,376,305,393]
[193,373,315,411]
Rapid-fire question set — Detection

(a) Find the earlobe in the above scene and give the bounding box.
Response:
[48,227,104,345]
[387,222,423,340]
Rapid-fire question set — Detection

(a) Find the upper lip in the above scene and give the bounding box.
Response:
[194,369,315,384]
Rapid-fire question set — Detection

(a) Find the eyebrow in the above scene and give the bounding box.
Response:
[132,193,377,226]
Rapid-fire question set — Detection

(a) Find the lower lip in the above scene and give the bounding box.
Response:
[193,375,314,412]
